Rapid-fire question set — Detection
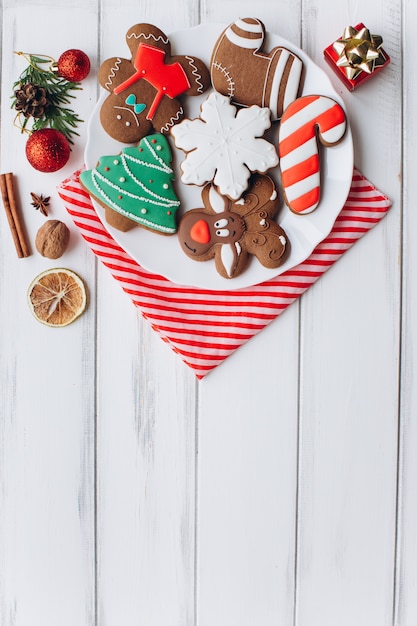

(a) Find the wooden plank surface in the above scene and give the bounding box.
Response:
[196,5,301,626]
[395,0,417,624]
[0,1,415,625]
[96,2,199,625]
[295,1,402,625]
[0,2,98,625]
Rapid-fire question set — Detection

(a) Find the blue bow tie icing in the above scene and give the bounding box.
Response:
[125,94,146,114]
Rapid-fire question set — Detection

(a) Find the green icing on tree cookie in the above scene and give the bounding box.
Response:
[80,133,180,234]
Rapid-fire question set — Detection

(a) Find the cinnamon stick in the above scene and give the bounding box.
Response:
[0,172,30,257]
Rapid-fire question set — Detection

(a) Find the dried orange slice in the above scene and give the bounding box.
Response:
[28,268,87,327]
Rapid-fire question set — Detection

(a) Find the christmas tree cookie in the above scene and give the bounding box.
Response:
[79,133,180,234]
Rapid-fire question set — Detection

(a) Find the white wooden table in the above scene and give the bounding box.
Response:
[0,0,415,624]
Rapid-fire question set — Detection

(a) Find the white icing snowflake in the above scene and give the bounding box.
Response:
[171,92,278,200]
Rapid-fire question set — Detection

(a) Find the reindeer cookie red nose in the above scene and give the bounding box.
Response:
[190,219,211,243]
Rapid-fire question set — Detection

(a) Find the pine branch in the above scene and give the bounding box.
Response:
[11,52,83,144]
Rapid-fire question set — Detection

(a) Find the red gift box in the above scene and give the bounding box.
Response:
[324,23,390,91]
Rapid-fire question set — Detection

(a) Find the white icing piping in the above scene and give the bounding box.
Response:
[235,18,263,33]
[122,152,171,174]
[212,61,235,97]
[142,136,173,173]
[121,155,178,205]
[208,185,227,213]
[267,49,290,118]
[160,107,183,133]
[89,171,177,234]
[114,105,140,126]
[185,56,204,93]
[105,57,122,90]
[220,241,242,277]
[282,56,303,112]
[126,32,169,45]
[226,27,263,49]
[92,169,179,207]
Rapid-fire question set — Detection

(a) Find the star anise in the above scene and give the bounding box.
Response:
[30,192,50,216]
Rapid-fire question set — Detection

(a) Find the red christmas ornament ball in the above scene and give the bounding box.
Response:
[26,129,71,173]
[57,49,91,82]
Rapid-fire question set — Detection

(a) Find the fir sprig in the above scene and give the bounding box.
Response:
[12,52,83,144]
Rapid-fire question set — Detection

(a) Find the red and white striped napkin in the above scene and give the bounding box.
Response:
[58,169,391,378]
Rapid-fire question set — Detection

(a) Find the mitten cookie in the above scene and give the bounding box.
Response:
[178,174,289,279]
[98,23,210,143]
[79,133,180,234]
[210,17,304,120]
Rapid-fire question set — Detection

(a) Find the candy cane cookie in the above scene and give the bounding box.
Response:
[278,95,347,214]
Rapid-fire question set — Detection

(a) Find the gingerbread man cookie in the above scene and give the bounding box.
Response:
[98,23,210,143]
[210,17,304,120]
[178,174,289,279]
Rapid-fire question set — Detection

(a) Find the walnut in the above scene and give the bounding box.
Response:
[35,220,70,259]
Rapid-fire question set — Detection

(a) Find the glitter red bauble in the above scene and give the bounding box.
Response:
[25,129,71,173]
[57,49,91,82]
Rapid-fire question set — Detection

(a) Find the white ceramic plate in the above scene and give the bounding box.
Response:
[85,23,353,290]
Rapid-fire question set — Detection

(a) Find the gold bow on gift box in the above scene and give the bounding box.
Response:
[333,25,385,80]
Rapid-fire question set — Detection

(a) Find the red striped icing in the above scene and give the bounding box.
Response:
[57,169,391,378]
[281,93,319,117]
[281,153,319,187]
[279,95,347,214]
[289,188,321,214]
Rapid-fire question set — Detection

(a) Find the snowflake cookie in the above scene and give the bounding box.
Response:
[170,91,278,200]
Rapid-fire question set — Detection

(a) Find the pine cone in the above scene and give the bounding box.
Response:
[14,83,49,119]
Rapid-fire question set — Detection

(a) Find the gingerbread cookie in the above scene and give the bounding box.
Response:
[79,133,180,234]
[170,91,278,201]
[278,95,347,214]
[210,17,304,120]
[98,23,210,143]
[178,174,289,279]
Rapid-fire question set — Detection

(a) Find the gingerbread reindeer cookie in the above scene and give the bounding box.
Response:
[178,174,289,279]
[98,23,210,143]
[210,17,304,120]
